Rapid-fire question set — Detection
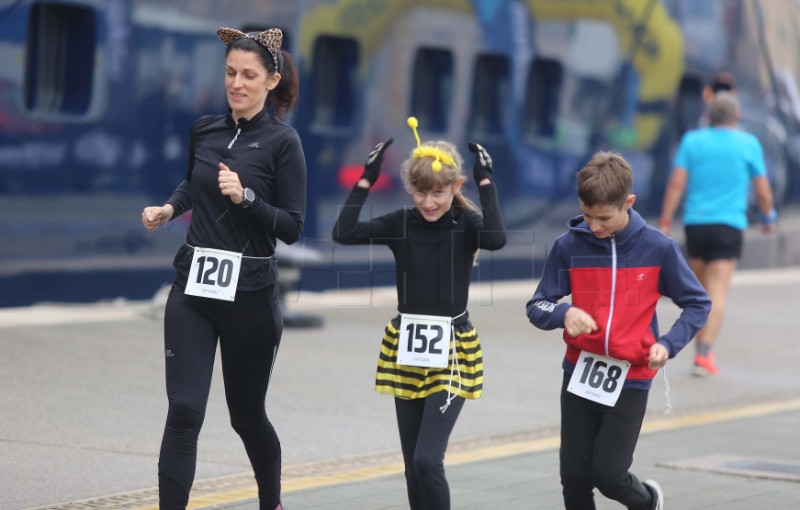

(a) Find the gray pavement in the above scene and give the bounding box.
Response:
[2,268,800,509]
[253,405,800,509]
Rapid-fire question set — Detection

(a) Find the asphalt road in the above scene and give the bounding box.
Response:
[2,268,800,509]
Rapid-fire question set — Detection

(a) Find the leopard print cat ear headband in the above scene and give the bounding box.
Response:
[217,27,282,70]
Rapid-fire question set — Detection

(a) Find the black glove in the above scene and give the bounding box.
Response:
[468,142,493,183]
[361,138,393,186]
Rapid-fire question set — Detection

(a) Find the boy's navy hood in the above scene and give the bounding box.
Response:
[566,208,647,247]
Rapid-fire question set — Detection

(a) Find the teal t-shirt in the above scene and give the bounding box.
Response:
[673,127,766,230]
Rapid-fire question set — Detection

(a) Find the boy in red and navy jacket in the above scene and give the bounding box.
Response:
[526,151,710,510]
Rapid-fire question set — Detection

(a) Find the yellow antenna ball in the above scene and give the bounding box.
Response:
[432,160,442,172]
[408,116,422,148]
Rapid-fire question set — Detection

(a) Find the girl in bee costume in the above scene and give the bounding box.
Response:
[333,118,506,509]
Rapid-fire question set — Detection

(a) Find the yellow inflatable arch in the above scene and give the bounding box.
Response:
[527,0,684,147]
[298,0,683,148]
[298,0,472,76]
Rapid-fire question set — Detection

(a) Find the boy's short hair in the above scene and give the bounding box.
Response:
[577,151,633,208]
[708,91,739,126]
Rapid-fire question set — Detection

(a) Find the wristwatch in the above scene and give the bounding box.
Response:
[241,187,255,209]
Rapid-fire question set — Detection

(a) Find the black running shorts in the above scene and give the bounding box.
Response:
[684,224,743,261]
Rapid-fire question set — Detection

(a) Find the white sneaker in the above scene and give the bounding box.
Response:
[644,479,664,510]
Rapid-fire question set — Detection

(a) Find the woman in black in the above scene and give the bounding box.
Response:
[332,119,506,509]
[141,27,305,510]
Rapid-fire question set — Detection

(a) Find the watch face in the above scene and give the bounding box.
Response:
[244,188,255,202]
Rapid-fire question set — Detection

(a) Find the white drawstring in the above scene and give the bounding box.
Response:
[440,311,466,413]
[662,367,672,415]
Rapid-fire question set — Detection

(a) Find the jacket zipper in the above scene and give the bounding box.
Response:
[227,127,242,149]
[604,235,617,356]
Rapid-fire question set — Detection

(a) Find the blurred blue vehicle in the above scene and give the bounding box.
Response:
[1,0,799,308]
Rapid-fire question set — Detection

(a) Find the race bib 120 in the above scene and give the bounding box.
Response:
[185,246,242,301]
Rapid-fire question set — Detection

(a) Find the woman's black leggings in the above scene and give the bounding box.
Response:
[158,285,283,510]
[394,392,465,510]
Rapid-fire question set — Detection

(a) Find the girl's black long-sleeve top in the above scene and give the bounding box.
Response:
[166,108,306,291]
[332,182,506,317]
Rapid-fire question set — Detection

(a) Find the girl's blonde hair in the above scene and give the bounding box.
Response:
[399,140,478,212]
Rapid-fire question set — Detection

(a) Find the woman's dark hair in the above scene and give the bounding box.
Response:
[227,36,299,120]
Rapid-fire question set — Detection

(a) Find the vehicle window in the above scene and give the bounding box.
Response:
[25,2,96,115]
[468,54,510,137]
[410,47,453,133]
[521,57,562,141]
[311,35,359,130]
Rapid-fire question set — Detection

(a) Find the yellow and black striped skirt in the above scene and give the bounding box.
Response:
[375,317,484,400]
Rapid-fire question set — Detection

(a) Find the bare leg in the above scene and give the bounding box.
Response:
[687,257,706,285]
[693,258,737,350]
[687,257,706,353]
